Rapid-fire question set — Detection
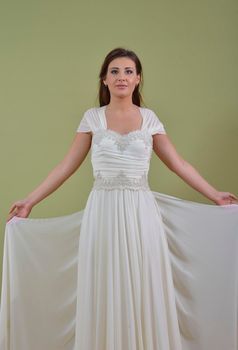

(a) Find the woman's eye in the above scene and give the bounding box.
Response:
[110,69,133,74]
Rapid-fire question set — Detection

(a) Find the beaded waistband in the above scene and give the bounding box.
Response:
[92,171,150,191]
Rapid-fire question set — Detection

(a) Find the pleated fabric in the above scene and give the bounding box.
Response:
[0,193,238,350]
[74,189,181,350]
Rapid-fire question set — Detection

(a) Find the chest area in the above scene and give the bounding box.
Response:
[92,129,153,154]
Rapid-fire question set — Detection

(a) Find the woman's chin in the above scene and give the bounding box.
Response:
[112,91,132,99]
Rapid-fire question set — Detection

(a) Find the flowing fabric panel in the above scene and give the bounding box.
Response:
[0,192,238,350]
[153,192,238,350]
[0,212,84,350]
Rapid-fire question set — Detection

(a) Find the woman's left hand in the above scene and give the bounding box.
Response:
[214,192,238,205]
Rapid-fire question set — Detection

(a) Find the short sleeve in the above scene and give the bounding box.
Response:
[76,110,91,133]
[149,110,166,135]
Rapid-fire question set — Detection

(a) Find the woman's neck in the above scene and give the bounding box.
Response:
[106,97,135,112]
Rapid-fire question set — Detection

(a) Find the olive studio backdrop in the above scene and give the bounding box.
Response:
[0,0,237,289]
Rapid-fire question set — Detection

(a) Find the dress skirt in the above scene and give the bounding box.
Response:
[0,191,238,350]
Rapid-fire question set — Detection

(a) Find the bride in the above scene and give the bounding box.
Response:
[2,47,238,350]
[7,48,238,221]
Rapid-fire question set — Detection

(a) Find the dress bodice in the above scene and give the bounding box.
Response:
[76,106,166,190]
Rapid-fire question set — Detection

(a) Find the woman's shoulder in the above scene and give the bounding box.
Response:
[140,106,161,121]
[81,107,103,120]
[79,107,103,130]
[83,106,99,115]
[76,107,101,132]
[140,106,166,134]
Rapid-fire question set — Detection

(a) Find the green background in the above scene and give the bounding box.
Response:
[0,0,237,287]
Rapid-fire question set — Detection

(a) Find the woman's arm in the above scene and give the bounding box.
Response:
[7,132,92,221]
[152,134,238,205]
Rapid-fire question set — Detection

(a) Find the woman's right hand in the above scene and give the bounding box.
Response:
[7,199,33,222]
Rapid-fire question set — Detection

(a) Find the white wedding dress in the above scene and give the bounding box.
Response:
[0,106,238,350]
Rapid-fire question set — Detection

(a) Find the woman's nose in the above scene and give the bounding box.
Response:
[118,76,126,81]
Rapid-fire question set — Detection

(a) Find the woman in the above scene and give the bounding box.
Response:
[2,47,238,350]
[6,49,238,221]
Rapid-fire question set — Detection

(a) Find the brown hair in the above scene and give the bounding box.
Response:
[98,47,144,107]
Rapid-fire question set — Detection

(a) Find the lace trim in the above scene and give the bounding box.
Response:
[92,170,150,191]
[93,129,152,152]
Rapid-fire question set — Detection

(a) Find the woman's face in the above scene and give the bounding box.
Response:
[103,57,140,100]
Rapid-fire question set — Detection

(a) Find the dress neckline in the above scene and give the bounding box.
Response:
[100,105,145,137]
